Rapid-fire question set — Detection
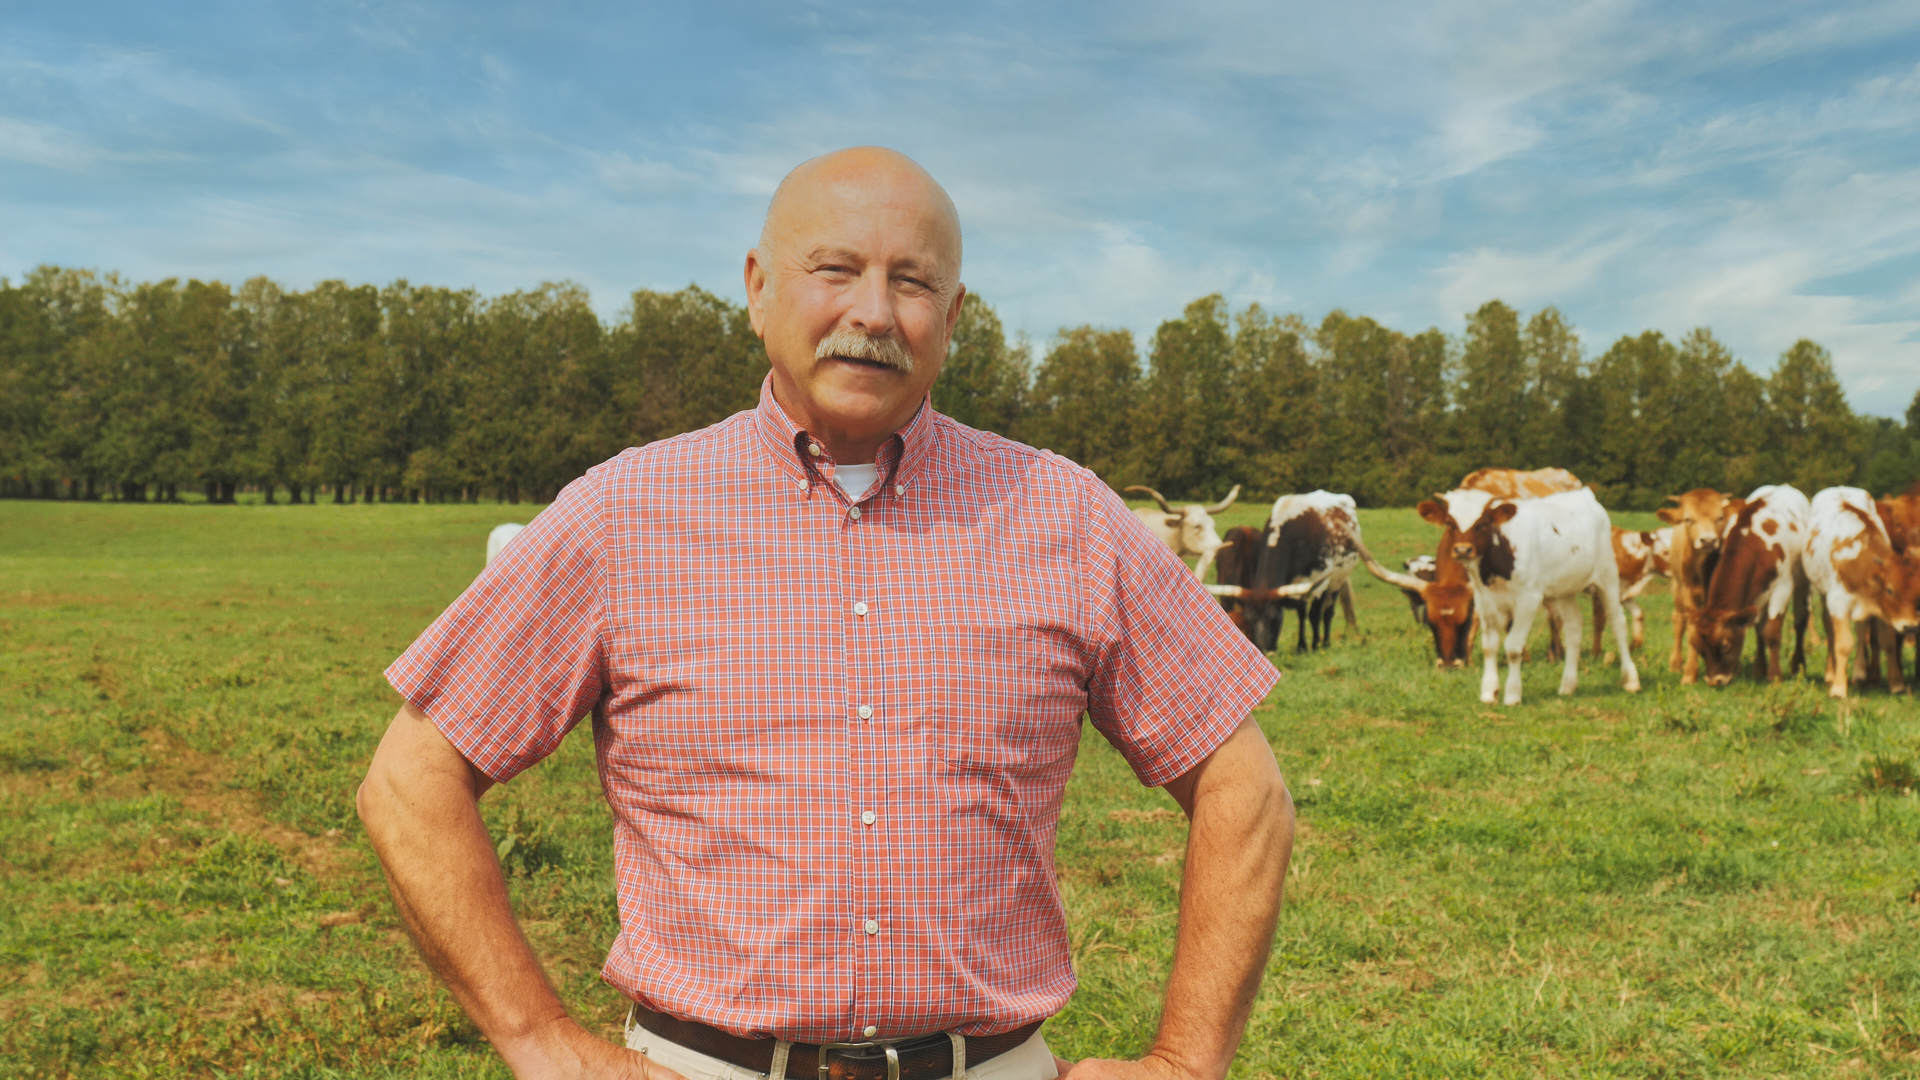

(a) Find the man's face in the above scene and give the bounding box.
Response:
[745,153,965,450]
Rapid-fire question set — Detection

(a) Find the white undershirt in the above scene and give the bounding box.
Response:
[832,462,880,501]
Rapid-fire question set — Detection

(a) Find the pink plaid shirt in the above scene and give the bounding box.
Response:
[387,376,1277,1042]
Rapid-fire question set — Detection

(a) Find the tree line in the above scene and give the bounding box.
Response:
[3,266,1916,509]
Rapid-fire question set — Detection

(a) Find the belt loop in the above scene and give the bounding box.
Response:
[624,1004,636,1044]
[947,1033,967,1080]
[884,1044,900,1080]
[770,1040,792,1080]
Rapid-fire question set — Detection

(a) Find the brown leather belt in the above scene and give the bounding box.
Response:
[628,1002,1044,1080]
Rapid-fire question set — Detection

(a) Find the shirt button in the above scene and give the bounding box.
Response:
[848,506,862,520]
[853,602,869,617]
[808,443,823,457]
[894,484,905,496]
[863,919,880,935]
[861,810,876,826]
[798,479,809,492]
[863,1026,878,1038]
[857,704,873,720]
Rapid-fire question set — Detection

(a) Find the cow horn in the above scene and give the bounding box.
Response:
[1123,485,1174,513]
[1202,485,1241,514]
[1353,536,1428,592]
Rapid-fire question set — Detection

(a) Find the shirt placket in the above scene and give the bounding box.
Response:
[839,450,893,1040]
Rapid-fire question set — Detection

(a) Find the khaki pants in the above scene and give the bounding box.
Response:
[623,1014,1059,1080]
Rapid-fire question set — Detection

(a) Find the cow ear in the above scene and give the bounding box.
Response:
[1417,500,1448,526]
[1724,499,1747,519]
[1491,503,1519,525]
[1164,514,1185,528]
[1878,501,1896,527]
[1655,507,1682,524]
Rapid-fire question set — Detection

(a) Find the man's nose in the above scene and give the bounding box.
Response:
[843,267,898,338]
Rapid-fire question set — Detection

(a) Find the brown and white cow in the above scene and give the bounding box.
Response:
[1589,526,1671,655]
[1421,487,1639,704]
[1806,486,1920,698]
[1125,485,1240,578]
[1362,467,1580,668]
[1456,467,1584,500]
[1654,489,1739,683]
[1690,485,1811,687]
[1235,491,1363,654]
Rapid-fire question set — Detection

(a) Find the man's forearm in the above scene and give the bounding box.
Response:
[1153,719,1292,1080]
[357,704,575,1073]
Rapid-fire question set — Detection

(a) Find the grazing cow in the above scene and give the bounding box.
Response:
[486,523,525,566]
[1654,489,1738,683]
[1805,487,1920,698]
[1456,467,1584,500]
[1417,487,1640,705]
[1874,481,1920,684]
[1689,485,1812,687]
[1124,485,1240,578]
[1362,543,1477,668]
[1239,491,1362,654]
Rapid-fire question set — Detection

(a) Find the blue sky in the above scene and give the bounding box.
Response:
[5,1,1919,417]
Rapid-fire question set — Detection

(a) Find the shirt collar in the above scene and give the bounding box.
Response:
[751,373,939,495]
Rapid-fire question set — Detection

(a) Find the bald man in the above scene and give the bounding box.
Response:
[359,147,1291,1080]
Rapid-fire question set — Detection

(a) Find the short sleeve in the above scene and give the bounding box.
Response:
[385,469,608,782]
[1081,478,1280,787]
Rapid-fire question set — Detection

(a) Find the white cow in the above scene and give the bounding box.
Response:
[1418,487,1640,705]
[1124,485,1240,579]
[1805,487,1920,698]
[486,523,526,566]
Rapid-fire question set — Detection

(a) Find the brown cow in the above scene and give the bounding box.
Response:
[1690,485,1812,687]
[1654,489,1738,684]
[1580,526,1670,657]
[1873,480,1920,684]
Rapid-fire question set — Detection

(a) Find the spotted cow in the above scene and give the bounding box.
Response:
[1806,486,1920,698]
[1690,485,1812,687]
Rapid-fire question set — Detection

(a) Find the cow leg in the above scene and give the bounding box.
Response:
[1761,612,1786,683]
[1295,601,1311,654]
[1544,605,1564,663]
[1628,597,1645,652]
[1828,615,1854,699]
[1600,585,1641,694]
[1503,594,1544,705]
[1880,620,1910,695]
[1323,593,1340,646]
[1479,610,1504,705]
[1790,576,1810,677]
[1552,595,1583,696]
[1670,598,1689,674]
[1862,620,1885,687]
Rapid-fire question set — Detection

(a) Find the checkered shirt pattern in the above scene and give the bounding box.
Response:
[387,375,1279,1043]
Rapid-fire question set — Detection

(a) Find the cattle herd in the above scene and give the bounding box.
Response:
[1161,469,1920,705]
[480,470,1920,706]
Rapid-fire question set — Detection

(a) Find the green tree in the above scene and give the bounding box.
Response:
[1133,295,1238,500]
[1454,300,1526,468]
[1224,306,1317,500]
[1025,326,1140,484]
[932,294,1028,436]
[1763,339,1858,492]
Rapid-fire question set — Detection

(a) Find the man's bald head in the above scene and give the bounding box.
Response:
[756,147,962,299]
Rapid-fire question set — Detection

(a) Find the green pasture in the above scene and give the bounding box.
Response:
[3,498,1918,1078]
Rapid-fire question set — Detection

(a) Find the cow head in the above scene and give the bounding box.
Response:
[1423,581,1476,668]
[1655,490,1736,560]
[1419,493,1517,574]
[1692,605,1757,687]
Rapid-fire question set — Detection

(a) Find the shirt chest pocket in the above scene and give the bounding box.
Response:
[934,623,1089,772]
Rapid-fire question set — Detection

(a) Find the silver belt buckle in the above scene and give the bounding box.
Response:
[817,1040,901,1080]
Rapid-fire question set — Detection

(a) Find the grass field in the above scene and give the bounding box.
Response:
[3,497,1919,1079]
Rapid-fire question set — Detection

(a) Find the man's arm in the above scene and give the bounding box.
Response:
[357,702,683,1080]
[1059,717,1292,1080]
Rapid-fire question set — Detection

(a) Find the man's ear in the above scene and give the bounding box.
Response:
[744,249,770,338]
[945,282,968,338]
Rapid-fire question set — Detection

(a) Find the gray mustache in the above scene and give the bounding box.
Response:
[816,328,915,373]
